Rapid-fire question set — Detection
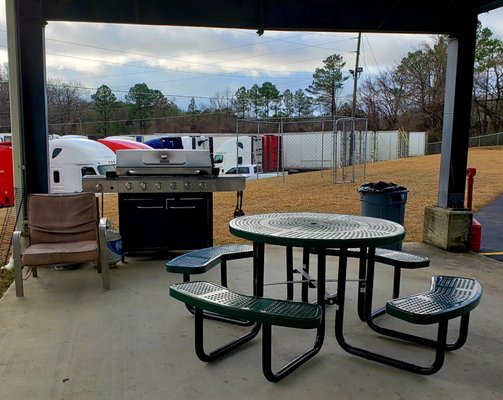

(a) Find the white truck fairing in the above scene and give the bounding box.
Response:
[49,137,116,193]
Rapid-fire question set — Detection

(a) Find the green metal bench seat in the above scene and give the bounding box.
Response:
[387,275,482,324]
[337,275,482,375]
[170,281,324,382]
[166,244,254,284]
[326,247,430,268]
[166,244,254,326]
[307,247,430,268]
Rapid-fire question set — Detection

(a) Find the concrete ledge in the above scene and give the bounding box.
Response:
[423,206,472,252]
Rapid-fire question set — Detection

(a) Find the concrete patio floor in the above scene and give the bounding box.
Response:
[0,242,502,400]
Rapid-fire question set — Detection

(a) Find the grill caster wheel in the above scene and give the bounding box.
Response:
[325,294,337,305]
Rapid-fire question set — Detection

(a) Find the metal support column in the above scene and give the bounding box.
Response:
[438,16,477,209]
[8,0,49,199]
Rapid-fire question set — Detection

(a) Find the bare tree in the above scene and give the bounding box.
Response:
[359,69,407,130]
[395,36,448,132]
[0,64,10,133]
[47,79,89,135]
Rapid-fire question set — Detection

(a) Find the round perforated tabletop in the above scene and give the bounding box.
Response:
[229,212,405,248]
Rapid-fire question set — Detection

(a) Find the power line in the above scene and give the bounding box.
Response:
[43,30,351,61]
[1,28,354,80]
[43,49,315,78]
[363,33,383,76]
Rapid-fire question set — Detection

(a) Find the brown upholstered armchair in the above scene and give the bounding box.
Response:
[13,192,110,297]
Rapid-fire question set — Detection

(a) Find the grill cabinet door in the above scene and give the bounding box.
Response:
[118,193,213,253]
[165,195,212,250]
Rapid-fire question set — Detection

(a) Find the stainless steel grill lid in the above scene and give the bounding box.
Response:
[116,149,215,176]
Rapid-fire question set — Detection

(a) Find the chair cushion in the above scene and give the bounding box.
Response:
[28,192,98,244]
[22,240,99,266]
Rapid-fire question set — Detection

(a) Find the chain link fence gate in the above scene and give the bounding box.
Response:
[232,116,368,184]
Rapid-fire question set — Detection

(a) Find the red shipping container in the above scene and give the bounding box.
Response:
[262,135,282,172]
[0,142,14,207]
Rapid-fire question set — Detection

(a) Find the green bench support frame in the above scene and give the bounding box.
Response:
[336,275,482,375]
[166,244,254,325]
[170,281,324,382]
[298,247,429,319]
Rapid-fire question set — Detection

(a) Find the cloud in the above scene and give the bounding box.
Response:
[1,2,502,110]
[479,9,503,37]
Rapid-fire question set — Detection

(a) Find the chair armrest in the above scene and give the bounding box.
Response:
[99,218,108,254]
[13,230,22,250]
[98,217,111,290]
[12,230,29,261]
[13,230,24,296]
[99,217,108,230]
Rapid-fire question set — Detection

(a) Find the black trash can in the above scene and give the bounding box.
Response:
[358,181,408,250]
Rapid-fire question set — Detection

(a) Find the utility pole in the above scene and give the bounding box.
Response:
[351,32,362,118]
[349,32,362,165]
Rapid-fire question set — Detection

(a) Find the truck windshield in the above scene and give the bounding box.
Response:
[81,167,96,176]
[97,165,116,175]
[226,167,251,174]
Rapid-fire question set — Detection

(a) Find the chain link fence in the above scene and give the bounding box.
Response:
[427,132,503,154]
[220,117,370,185]
[212,117,428,186]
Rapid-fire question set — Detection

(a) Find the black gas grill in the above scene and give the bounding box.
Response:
[83,149,245,254]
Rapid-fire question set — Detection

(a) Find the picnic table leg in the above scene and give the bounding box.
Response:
[301,248,310,302]
[363,247,377,320]
[335,246,372,338]
[286,246,294,300]
[392,267,401,298]
[253,242,265,297]
[369,265,403,319]
[316,248,327,340]
[220,259,228,287]
[357,247,367,321]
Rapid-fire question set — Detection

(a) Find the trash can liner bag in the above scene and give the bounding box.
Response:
[357,181,407,193]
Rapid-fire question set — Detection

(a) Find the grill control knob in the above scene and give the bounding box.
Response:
[155,182,162,190]
[184,182,192,190]
[198,183,207,190]
[95,183,104,192]
[125,182,133,191]
[170,182,177,190]
[140,182,147,190]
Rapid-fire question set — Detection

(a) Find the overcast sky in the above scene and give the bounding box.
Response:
[1,4,502,110]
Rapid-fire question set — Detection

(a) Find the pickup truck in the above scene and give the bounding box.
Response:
[224,164,285,180]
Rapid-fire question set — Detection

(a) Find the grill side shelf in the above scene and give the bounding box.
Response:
[82,175,245,193]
